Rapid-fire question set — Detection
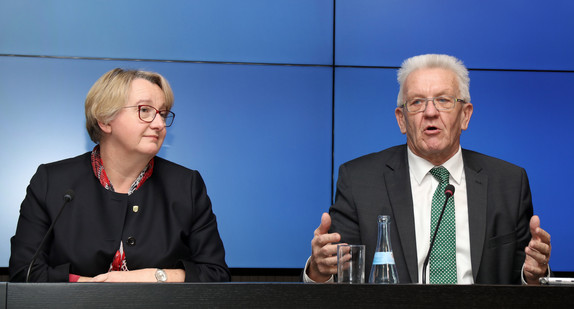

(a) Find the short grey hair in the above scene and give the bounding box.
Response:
[396,54,470,107]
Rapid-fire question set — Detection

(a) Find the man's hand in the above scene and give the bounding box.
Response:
[523,215,551,285]
[307,213,342,282]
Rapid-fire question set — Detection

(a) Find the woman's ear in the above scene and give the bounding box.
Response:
[98,121,112,134]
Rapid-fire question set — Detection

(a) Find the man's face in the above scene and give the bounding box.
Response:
[395,67,473,165]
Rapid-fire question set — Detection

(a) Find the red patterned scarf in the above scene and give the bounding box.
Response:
[90,145,154,271]
[91,145,154,195]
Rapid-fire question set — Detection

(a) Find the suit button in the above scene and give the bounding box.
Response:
[127,237,136,246]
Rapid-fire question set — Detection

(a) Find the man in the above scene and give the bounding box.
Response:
[305,54,551,284]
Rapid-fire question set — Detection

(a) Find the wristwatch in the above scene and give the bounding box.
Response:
[155,268,168,283]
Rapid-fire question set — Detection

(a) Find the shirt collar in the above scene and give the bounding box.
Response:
[407,146,464,185]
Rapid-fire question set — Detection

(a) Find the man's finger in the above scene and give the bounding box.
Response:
[526,246,548,265]
[529,215,544,241]
[315,213,332,236]
[529,238,551,257]
[533,227,551,244]
[529,215,540,232]
[317,255,339,273]
[312,232,341,249]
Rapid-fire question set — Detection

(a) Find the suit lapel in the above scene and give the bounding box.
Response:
[384,146,418,283]
[462,151,488,281]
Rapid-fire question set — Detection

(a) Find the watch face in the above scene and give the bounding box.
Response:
[155,269,167,282]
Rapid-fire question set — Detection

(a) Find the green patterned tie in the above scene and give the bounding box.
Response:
[429,166,457,284]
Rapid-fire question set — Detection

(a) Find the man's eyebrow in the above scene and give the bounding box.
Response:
[406,90,454,98]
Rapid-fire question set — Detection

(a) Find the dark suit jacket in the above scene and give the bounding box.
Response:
[330,145,533,284]
[10,152,230,282]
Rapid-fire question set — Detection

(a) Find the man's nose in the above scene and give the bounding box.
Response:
[423,99,439,115]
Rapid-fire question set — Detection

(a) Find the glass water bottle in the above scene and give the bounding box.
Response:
[368,215,399,284]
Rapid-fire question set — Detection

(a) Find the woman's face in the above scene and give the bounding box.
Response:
[99,78,167,158]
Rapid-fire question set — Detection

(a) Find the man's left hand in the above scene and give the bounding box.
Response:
[523,215,551,285]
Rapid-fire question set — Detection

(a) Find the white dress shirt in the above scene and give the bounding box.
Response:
[408,146,473,284]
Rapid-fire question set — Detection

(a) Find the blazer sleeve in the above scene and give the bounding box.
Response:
[179,171,230,282]
[329,163,363,245]
[514,168,534,281]
[9,164,71,282]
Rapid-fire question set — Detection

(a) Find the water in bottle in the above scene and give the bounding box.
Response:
[368,215,399,284]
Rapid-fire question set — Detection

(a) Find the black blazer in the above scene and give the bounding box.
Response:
[10,152,230,282]
[330,145,532,284]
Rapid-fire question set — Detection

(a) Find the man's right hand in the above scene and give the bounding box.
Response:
[307,212,343,282]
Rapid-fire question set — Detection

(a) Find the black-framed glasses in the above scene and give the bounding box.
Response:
[402,95,465,113]
[124,105,175,127]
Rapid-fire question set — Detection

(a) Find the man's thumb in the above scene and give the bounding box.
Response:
[317,212,332,235]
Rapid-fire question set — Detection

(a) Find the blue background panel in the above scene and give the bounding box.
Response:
[335,0,574,70]
[163,63,333,267]
[334,67,404,169]
[0,56,332,268]
[0,0,333,65]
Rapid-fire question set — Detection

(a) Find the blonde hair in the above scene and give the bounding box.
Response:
[85,68,174,143]
[396,54,470,107]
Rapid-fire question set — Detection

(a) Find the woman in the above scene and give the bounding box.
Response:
[9,68,230,282]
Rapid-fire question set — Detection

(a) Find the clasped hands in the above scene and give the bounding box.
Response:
[77,268,185,283]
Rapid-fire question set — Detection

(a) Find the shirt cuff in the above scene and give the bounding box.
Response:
[521,264,551,285]
[303,256,334,283]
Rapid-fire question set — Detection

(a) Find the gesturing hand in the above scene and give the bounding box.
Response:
[307,213,343,282]
[523,215,551,285]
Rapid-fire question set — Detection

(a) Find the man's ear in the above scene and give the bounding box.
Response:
[395,107,407,134]
[460,102,473,131]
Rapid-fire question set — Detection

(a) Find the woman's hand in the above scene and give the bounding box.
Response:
[91,268,185,283]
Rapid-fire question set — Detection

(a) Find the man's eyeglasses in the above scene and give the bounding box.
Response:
[124,105,175,127]
[402,96,465,113]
